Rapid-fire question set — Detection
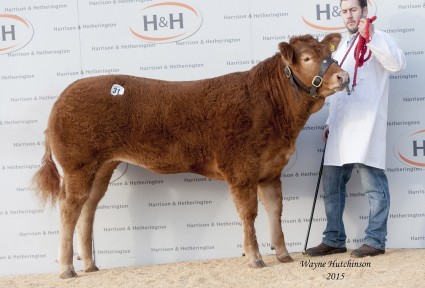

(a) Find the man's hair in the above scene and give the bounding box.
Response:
[340,0,368,9]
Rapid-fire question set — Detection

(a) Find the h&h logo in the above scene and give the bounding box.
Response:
[301,0,377,32]
[129,2,202,43]
[0,14,34,55]
[395,129,425,168]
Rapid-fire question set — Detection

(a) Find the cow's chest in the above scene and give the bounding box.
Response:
[259,146,294,180]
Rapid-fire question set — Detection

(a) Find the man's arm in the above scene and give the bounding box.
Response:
[367,30,406,72]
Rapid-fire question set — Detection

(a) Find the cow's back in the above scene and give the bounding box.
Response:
[48,73,262,177]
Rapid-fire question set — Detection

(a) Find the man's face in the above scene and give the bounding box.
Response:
[340,0,367,34]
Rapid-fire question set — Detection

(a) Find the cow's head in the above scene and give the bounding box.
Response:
[279,33,349,98]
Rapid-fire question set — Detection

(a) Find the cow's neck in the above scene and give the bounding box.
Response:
[250,55,325,138]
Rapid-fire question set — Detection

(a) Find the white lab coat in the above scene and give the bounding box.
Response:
[325,30,406,169]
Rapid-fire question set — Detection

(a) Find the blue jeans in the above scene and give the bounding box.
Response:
[321,164,390,250]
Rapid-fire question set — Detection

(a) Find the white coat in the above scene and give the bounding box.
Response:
[324,30,406,169]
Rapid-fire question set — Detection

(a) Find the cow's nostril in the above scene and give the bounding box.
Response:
[337,75,344,85]
[337,72,350,86]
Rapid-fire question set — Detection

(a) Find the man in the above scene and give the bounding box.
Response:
[306,0,406,257]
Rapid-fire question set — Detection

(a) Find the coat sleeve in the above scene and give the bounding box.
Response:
[367,30,406,72]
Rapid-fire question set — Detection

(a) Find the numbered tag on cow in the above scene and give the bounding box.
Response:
[111,84,125,96]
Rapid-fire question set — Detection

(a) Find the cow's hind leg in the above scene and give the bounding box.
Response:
[230,183,265,268]
[76,161,120,273]
[258,177,293,263]
[58,172,93,279]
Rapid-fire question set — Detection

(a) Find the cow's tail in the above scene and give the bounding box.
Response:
[32,130,60,207]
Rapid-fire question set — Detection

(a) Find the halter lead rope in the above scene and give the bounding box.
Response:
[340,16,377,93]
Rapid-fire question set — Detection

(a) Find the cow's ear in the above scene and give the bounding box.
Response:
[279,42,294,65]
[321,33,342,52]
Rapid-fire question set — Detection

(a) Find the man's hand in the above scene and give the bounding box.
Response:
[357,17,375,41]
[322,125,329,142]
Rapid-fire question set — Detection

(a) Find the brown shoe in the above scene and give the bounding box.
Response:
[350,244,385,258]
[305,243,347,257]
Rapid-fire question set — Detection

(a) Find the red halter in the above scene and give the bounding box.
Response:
[340,16,377,93]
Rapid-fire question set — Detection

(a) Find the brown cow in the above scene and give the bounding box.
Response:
[33,33,348,278]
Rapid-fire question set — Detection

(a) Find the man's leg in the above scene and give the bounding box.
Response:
[351,164,390,257]
[306,164,353,256]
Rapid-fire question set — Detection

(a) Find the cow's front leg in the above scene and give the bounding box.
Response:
[258,177,293,263]
[230,183,265,268]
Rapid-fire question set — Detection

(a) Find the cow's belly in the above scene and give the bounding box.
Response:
[114,155,226,181]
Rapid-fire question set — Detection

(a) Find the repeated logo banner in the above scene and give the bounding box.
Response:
[0,0,424,276]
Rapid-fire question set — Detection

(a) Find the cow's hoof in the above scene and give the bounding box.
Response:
[85,265,99,273]
[248,259,266,268]
[77,255,82,260]
[277,253,293,263]
[60,269,78,279]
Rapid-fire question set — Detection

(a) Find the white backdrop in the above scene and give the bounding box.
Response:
[0,0,424,276]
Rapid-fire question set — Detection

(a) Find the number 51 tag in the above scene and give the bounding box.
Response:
[111,84,125,96]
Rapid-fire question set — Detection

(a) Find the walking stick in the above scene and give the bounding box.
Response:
[302,139,327,254]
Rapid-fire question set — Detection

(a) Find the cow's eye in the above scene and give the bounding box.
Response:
[303,57,310,62]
